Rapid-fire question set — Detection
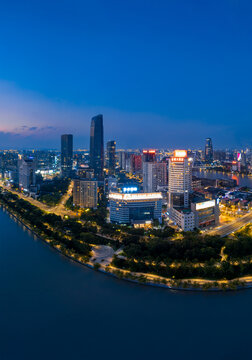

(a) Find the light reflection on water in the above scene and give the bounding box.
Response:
[193,170,252,188]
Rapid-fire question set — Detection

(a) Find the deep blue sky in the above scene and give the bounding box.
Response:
[0,0,251,149]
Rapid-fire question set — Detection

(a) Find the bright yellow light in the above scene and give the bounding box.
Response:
[174,150,187,158]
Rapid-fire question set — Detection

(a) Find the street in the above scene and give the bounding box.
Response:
[208,211,252,237]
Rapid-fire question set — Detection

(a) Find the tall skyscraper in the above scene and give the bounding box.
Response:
[142,149,156,163]
[143,150,156,192]
[143,162,168,192]
[155,162,168,189]
[117,150,127,170]
[168,150,192,208]
[143,150,166,192]
[18,156,37,192]
[130,154,142,174]
[61,134,73,178]
[90,114,104,180]
[205,138,213,163]
[106,140,116,175]
[168,150,219,232]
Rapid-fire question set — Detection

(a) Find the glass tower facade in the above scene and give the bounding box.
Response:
[61,134,73,178]
[89,114,104,180]
[106,140,116,175]
[205,138,213,163]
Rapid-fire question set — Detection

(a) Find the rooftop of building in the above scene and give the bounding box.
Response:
[109,192,162,201]
[74,178,98,182]
[191,193,206,204]
[173,207,192,214]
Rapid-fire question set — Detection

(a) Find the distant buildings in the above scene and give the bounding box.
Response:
[106,140,116,175]
[130,154,142,174]
[142,150,156,193]
[76,167,94,180]
[89,114,104,180]
[142,150,168,192]
[109,192,162,225]
[18,156,37,193]
[105,176,118,194]
[205,138,213,163]
[142,149,156,163]
[213,150,226,162]
[73,179,98,209]
[154,161,168,190]
[118,150,127,170]
[61,134,73,178]
[143,164,156,193]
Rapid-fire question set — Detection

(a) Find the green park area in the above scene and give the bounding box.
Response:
[1,187,252,290]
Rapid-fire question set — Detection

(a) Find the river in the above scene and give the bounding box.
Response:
[193,169,252,188]
[1,207,252,360]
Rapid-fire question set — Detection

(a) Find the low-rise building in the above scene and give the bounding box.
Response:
[191,199,220,229]
[169,207,195,231]
[169,198,220,231]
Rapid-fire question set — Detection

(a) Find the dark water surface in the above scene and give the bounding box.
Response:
[1,208,251,360]
[193,169,252,188]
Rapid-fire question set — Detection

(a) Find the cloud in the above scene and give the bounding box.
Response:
[12,125,58,135]
[0,80,250,149]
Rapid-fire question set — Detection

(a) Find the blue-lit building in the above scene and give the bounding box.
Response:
[109,192,162,225]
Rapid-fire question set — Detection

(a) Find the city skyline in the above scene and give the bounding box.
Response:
[1,2,252,359]
[0,1,251,149]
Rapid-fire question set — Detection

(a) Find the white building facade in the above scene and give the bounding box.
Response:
[168,150,192,208]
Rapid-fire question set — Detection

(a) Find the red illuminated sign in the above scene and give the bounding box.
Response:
[143,150,156,154]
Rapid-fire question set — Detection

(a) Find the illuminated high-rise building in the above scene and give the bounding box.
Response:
[142,149,156,163]
[130,154,142,174]
[205,138,213,163]
[168,150,192,208]
[142,150,167,192]
[168,150,219,232]
[89,114,104,180]
[61,134,73,178]
[118,150,127,170]
[18,156,37,192]
[73,179,98,209]
[106,140,116,175]
[155,162,168,189]
[142,150,156,192]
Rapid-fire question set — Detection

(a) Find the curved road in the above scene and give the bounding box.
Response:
[0,181,75,217]
[208,211,252,237]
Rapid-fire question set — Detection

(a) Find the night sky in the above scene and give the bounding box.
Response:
[0,0,251,149]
